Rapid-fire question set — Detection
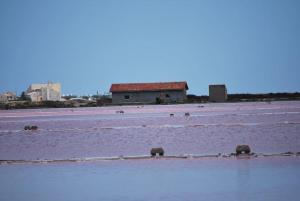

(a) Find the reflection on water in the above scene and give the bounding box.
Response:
[0,157,300,201]
[236,159,251,200]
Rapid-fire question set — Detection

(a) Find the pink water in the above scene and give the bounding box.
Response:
[0,101,300,160]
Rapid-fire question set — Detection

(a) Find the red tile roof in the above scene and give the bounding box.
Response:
[110,81,188,92]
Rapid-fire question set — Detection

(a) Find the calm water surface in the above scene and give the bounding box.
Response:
[1,157,300,201]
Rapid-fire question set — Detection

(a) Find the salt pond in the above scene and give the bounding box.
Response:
[0,101,300,200]
[0,101,300,159]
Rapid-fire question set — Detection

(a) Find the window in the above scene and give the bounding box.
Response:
[166,94,170,98]
[124,95,130,99]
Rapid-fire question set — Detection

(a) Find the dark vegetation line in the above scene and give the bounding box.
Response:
[187,92,300,103]
[1,92,300,110]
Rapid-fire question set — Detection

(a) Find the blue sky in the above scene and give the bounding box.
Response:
[0,0,299,95]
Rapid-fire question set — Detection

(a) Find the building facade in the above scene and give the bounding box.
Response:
[209,84,227,102]
[26,82,61,102]
[110,82,189,104]
[0,92,17,102]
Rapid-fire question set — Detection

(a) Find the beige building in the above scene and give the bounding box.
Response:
[0,92,17,102]
[26,82,61,102]
[209,84,227,102]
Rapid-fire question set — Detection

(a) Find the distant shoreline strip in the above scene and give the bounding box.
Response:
[1,152,299,165]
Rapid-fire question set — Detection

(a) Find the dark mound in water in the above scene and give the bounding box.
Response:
[236,145,251,155]
[151,147,164,156]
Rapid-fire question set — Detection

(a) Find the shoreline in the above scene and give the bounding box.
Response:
[1,97,300,110]
[1,152,299,165]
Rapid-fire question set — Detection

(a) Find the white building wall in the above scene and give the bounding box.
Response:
[26,83,61,102]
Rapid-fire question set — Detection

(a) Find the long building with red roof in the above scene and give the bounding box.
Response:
[110,81,188,104]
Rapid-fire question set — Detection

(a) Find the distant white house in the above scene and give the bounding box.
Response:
[26,82,61,102]
[0,92,17,102]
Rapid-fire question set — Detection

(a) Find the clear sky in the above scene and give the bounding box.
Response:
[0,0,299,96]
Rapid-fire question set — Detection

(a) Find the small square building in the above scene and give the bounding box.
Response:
[209,84,227,102]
